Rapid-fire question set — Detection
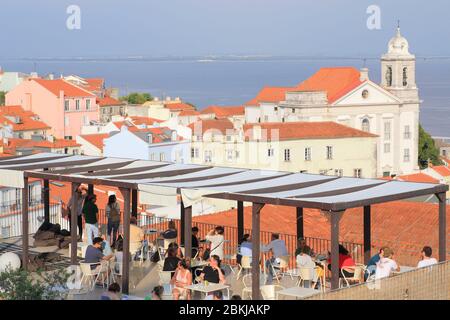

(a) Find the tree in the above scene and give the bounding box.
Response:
[120,92,153,104]
[0,267,70,300]
[418,124,442,169]
[0,91,5,106]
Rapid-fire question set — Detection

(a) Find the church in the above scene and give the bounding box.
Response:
[244,27,420,177]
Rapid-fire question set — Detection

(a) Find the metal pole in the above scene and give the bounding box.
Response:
[180,200,185,246]
[363,205,371,264]
[70,183,80,265]
[330,210,343,290]
[43,168,50,223]
[131,189,138,218]
[296,207,304,240]
[184,206,192,260]
[237,201,244,242]
[121,188,131,294]
[22,177,29,271]
[251,203,264,300]
[436,192,447,262]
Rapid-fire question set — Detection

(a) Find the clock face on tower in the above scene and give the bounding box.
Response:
[362,90,369,99]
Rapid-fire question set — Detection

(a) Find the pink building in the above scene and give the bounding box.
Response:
[6,78,99,139]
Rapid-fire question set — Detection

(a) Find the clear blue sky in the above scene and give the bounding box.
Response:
[1,0,449,58]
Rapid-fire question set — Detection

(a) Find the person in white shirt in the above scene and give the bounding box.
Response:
[263,233,288,284]
[417,246,438,268]
[205,226,225,260]
[375,247,400,279]
[296,247,318,287]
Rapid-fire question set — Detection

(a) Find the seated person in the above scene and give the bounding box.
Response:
[167,242,183,258]
[163,247,181,278]
[199,255,226,285]
[113,240,123,274]
[145,285,164,300]
[237,234,252,265]
[375,247,400,279]
[365,247,385,280]
[192,227,200,258]
[296,246,315,269]
[327,245,356,277]
[100,283,121,300]
[162,220,178,240]
[171,259,192,300]
[262,233,288,284]
[295,238,315,258]
[85,237,114,271]
[417,246,438,268]
[129,216,144,256]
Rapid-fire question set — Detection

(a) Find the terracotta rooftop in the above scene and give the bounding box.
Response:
[201,105,245,118]
[179,110,201,116]
[188,118,235,135]
[32,79,95,98]
[0,105,51,132]
[164,102,196,112]
[78,133,109,152]
[97,96,124,107]
[396,173,440,184]
[2,138,80,154]
[245,86,297,106]
[243,121,378,141]
[129,116,164,126]
[193,201,450,266]
[430,165,450,177]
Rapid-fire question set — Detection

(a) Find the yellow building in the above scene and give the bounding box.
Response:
[190,119,378,178]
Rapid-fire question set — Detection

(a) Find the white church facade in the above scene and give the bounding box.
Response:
[244,27,420,177]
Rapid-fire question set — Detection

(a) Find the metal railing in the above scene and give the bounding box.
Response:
[305,260,450,300]
[1,203,364,269]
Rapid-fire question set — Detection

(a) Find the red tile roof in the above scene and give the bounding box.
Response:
[179,110,201,116]
[188,119,235,135]
[165,103,196,112]
[84,78,104,92]
[396,173,440,184]
[3,138,80,154]
[97,96,124,107]
[244,67,363,106]
[430,165,450,177]
[79,133,109,152]
[201,105,245,118]
[245,86,297,106]
[32,79,95,98]
[194,201,450,266]
[129,116,164,126]
[295,67,362,103]
[0,105,51,132]
[243,121,378,141]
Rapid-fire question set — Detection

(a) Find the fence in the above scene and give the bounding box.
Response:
[305,260,450,300]
[0,202,364,269]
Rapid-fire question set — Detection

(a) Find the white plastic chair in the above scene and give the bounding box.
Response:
[158,266,175,299]
[260,284,285,300]
[79,261,104,291]
[236,255,253,280]
[340,265,364,288]
[269,255,290,283]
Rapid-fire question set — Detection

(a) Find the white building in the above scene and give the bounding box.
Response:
[244,27,420,177]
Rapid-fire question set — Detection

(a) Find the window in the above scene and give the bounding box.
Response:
[354,168,362,178]
[160,153,165,161]
[86,99,91,110]
[1,226,10,239]
[361,118,370,132]
[362,90,369,99]
[75,100,80,111]
[150,153,156,161]
[403,148,410,162]
[284,149,290,162]
[191,148,195,158]
[264,115,269,122]
[326,146,333,160]
[267,148,274,157]
[227,150,233,161]
[304,147,311,161]
[443,150,448,157]
[334,169,344,177]
[204,150,212,163]
[384,143,391,153]
[386,66,392,87]
[403,67,408,86]
[291,108,295,113]
[404,125,411,139]
[274,107,278,111]
[235,151,240,159]
[384,121,391,140]
[383,171,391,177]
[72,149,79,155]
[226,135,232,142]
[64,116,69,127]
[64,100,69,111]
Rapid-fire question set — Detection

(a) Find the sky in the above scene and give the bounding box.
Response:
[0,0,449,58]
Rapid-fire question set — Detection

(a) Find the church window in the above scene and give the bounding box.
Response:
[386,66,392,87]
[361,118,370,132]
[403,67,408,86]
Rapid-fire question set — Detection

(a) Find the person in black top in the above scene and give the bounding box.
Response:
[163,247,181,277]
[199,255,226,284]
[192,227,200,258]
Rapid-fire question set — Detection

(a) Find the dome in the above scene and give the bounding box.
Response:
[387,27,410,55]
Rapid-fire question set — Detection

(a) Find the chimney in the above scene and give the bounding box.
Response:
[360,68,369,82]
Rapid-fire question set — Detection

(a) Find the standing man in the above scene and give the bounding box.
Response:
[67,185,87,240]
[263,233,288,284]
[83,194,99,245]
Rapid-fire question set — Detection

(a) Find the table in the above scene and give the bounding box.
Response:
[185,283,230,299]
[190,260,208,268]
[276,287,320,300]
